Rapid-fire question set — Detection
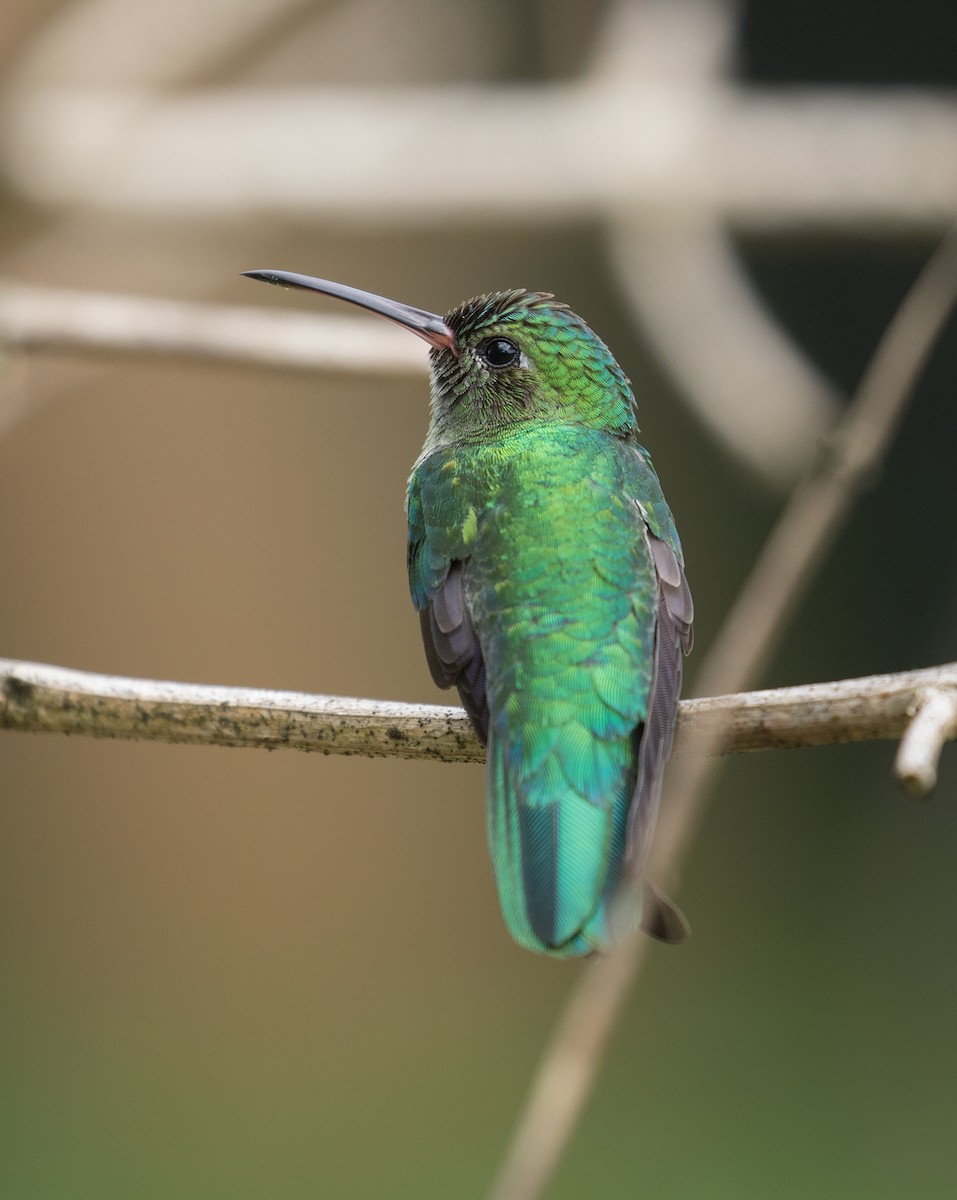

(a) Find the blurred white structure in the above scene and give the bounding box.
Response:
[3,0,956,483]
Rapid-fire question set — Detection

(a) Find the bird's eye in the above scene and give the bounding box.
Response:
[478,337,521,369]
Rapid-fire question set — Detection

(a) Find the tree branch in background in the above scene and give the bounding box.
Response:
[0,283,427,376]
[487,224,957,1200]
[3,657,955,786]
[8,87,957,227]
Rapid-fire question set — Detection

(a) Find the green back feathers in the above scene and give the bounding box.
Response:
[242,269,689,956]
[408,288,690,957]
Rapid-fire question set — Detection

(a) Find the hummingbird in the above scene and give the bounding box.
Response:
[244,270,693,958]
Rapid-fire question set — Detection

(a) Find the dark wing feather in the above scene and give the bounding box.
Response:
[625,529,694,867]
[419,561,489,744]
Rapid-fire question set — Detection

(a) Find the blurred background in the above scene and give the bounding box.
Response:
[2,1,956,1197]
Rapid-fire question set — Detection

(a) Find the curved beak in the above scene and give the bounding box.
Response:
[243,269,456,353]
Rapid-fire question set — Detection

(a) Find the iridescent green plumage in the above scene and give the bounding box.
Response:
[244,271,692,958]
[408,292,692,956]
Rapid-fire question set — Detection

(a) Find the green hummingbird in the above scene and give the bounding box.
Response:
[244,270,693,957]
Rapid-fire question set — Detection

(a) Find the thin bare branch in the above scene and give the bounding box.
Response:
[896,690,957,797]
[488,225,957,1200]
[0,658,474,760]
[0,283,427,376]
[2,657,956,763]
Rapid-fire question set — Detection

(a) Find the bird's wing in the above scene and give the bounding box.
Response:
[407,470,489,744]
[620,444,694,868]
[626,526,693,862]
[418,562,489,743]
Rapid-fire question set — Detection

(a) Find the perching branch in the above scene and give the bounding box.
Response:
[0,658,475,762]
[2,658,955,792]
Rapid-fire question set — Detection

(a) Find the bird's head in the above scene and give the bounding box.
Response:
[243,271,637,445]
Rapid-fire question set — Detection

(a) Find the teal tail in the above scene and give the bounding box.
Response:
[486,729,634,957]
[486,728,688,957]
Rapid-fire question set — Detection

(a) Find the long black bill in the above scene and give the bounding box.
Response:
[243,270,456,353]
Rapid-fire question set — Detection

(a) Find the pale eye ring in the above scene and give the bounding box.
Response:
[477,336,521,369]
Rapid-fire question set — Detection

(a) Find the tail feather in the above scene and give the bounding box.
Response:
[487,732,631,954]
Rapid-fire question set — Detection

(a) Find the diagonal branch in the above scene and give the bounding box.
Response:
[487,223,957,1200]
